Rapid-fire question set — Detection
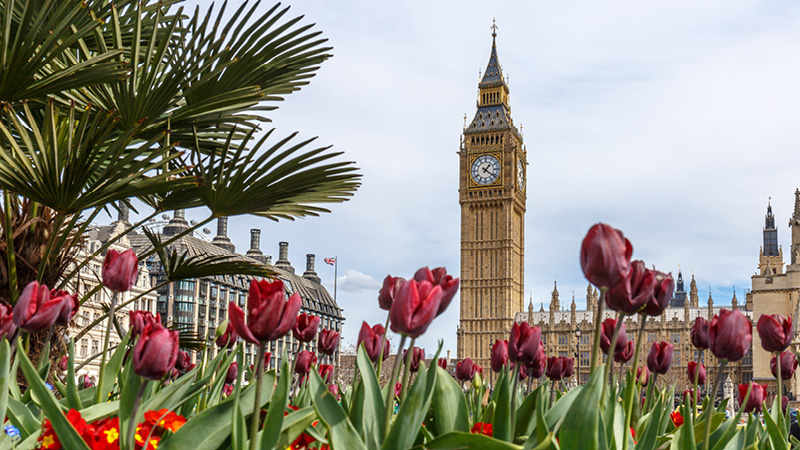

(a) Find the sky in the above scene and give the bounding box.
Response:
[124,0,800,356]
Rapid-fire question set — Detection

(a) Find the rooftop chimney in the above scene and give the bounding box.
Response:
[211,216,236,253]
[274,241,294,274]
[162,209,190,236]
[302,254,321,284]
[118,202,130,224]
[244,229,268,263]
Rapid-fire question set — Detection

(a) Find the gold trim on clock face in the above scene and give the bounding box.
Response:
[470,153,501,186]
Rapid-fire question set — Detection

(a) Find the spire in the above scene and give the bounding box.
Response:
[670,269,687,307]
[586,283,595,311]
[795,189,800,219]
[792,188,800,266]
[550,280,560,311]
[689,274,699,307]
[707,289,714,318]
[479,20,506,89]
[732,288,739,309]
[763,199,779,256]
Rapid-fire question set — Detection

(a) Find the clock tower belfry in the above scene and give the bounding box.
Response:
[457,26,527,374]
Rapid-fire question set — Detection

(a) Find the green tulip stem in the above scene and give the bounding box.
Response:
[692,353,701,420]
[703,359,727,450]
[589,288,607,374]
[96,291,119,404]
[249,343,266,450]
[777,351,783,423]
[400,338,415,402]
[383,334,407,439]
[644,373,657,413]
[511,364,521,427]
[375,313,391,378]
[126,380,148,450]
[621,315,647,450]
[3,192,18,302]
[601,312,624,409]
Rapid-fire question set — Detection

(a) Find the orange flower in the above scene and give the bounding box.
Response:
[144,409,187,433]
[39,408,88,450]
[135,422,162,450]
[671,410,684,427]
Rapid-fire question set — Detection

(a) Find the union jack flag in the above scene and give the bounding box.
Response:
[324,257,336,266]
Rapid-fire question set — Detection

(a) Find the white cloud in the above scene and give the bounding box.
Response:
[337,269,382,293]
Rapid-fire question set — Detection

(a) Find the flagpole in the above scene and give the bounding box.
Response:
[333,256,338,304]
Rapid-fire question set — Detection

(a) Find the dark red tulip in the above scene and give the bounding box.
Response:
[606,260,655,315]
[175,351,193,373]
[546,356,570,381]
[647,341,673,375]
[357,321,390,362]
[292,313,320,343]
[13,281,62,332]
[614,340,634,363]
[600,318,627,354]
[563,357,574,379]
[738,383,767,413]
[58,355,68,372]
[130,310,161,338]
[102,248,139,292]
[295,350,316,376]
[249,352,272,373]
[690,317,709,350]
[51,289,79,326]
[390,279,442,338]
[580,223,633,289]
[329,383,340,400]
[782,396,789,412]
[771,350,798,379]
[318,364,334,383]
[378,275,405,311]
[456,358,476,381]
[230,279,301,344]
[318,328,340,355]
[642,270,674,316]
[404,346,425,373]
[683,389,698,406]
[491,340,509,373]
[216,321,239,349]
[757,314,793,353]
[222,384,234,397]
[78,374,95,390]
[0,304,16,340]
[509,322,543,365]
[438,358,447,370]
[527,345,547,379]
[636,367,649,386]
[394,382,402,398]
[132,323,180,380]
[510,362,529,380]
[709,309,752,362]
[687,361,706,385]
[225,362,238,384]
[413,267,460,316]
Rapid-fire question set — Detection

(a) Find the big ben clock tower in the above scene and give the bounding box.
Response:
[457,25,527,374]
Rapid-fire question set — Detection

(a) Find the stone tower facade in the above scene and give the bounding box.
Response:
[457,27,527,375]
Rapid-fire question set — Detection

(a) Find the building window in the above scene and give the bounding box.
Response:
[673,350,680,366]
[80,339,88,357]
[580,335,591,346]
[580,351,590,367]
[670,332,680,344]
[558,335,568,345]
[91,340,99,355]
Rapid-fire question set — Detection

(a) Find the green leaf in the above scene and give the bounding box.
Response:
[65,339,82,410]
[118,362,143,450]
[382,351,440,450]
[274,406,318,449]
[206,345,240,409]
[309,368,367,450]
[417,431,524,450]
[557,365,604,450]
[5,396,39,439]
[492,367,512,442]
[0,339,9,434]
[356,345,387,443]
[764,406,789,450]
[432,365,470,435]
[97,329,131,405]
[260,357,292,450]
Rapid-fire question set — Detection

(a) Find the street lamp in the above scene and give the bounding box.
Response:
[575,329,581,386]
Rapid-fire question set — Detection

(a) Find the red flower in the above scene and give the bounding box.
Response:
[404,346,425,373]
[143,408,187,432]
[437,358,448,370]
[757,314,793,353]
[132,322,180,380]
[130,311,161,338]
[647,341,673,375]
[357,322,389,362]
[508,322,542,366]
[771,350,798,379]
[390,279,443,338]
[738,383,767,413]
[39,409,88,450]
[671,410,684,427]
[51,289,79,326]
[225,361,238,384]
[642,270,674,316]
[606,260,655,315]
[709,309,752,362]
[395,381,402,398]
[90,417,121,450]
[614,339,634,363]
[318,364,334,383]
[600,318,627,354]
[293,313,321,343]
[295,350,316,376]
[215,320,238,349]
[687,361,706,385]
[413,266,460,316]
[491,339,509,373]
[456,358,477,382]
[102,248,139,292]
[470,422,493,437]
[229,279,301,344]
[318,328,340,355]
[636,366,649,386]
[378,275,406,311]
[0,303,16,340]
[690,317,709,350]
[580,223,633,289]
[13,281,63,332]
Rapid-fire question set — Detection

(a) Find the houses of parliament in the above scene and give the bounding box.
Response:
[456,27,800,397]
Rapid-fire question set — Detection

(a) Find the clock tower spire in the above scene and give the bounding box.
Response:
[457,26,527,378]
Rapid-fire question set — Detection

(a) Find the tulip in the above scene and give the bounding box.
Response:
[102,249,139,292]
[295,350,316,376]
[606,260,655,315]
[508,322,543,365]
[58,355,68,372]
[437,358,447,370]
[683,389,698,406]
[647,341,673,375]
[472,366,484,389]
[319,364,334,383]
[51,289,79,326]
[225,362,238,384]
[394,382,402,398]
[229,279,301,344]
[690,317,709,350]
[456,358,476,381]
[132,323,180,380]
[757,314,793,353]
[13,281,62,332]
[357,322,390,362]
[563,357,574,379]
[413,267,460,316]
[600,318,627,354]
[404,346,425,373]
[641,270,674,316]
[222,384,234,397]
[709,309,752,362]
[738,383,767,413]
[782,396,789,413]
[390,279,442,338]
[175,351,193,373]
[580,223,633,289]
[130,311,161,338]
[378,275,405,311]
[249,352,272,373]
[771,350,798,379]
[527,345,547,379]
[0,304,16,340]
[491,340,509,373]
[614,339,634,363]
[671,411,684,427]
[318,329,340,355]
[78,374,95,390]
[293,313,320,343]
[329,384,340,400]
[215,321,238,349]
[636,367,649,386]
[687,361,706,385]
[546,356,568,381]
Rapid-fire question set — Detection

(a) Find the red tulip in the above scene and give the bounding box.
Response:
[357,322,390,362]
[606,260,655,315]
[413,266,460,316]
[671,410,683,427]
[175,351,193,373]
[318,364,335,383]
[130,310,161,338]
[329,383,340,400]
[378,275,405,311]
[295,350,316,376]
[222,384,234,397]
[394,382,402,398]
[318,328,340,355]
[225,362,238,384]
[78,374,95,389]
[102,249,139,292]
[456,358,476,381]
[690,317,709,350]
[636,367,649,386]
[404,346,425,373]
[771,350,798,379]
[614,340,634,363]
[249,352,272,373]
[508,322,543,365]
[437,358,447,370]
[563,357,574,379]
[647,341,673,375]
[757,314,793,353]
[470,422,493,437]
[687,361,706,385]
[216,320,238,349]
[390,279,442,338]
[580,223,633,289]
[527,345,547,379]
[491,339,509,373]
[13,281,63,332]
[709,309,752,362]
[58,355,68,372]
[782,396,789,412]
[738,383,767,413]
[641,270,674,316]
[600,318,627,354]
[132,323,179,380]
[293,313,321,343]
[546,356,572,381]
[0,304,16,340]
[510,362,529,380]
[683,389,698,406]
[230,279,301,344]
[51,289,79,326]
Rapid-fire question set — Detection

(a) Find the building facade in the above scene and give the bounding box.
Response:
[457,27,527,375]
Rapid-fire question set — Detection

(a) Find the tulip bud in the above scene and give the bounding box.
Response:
[600,318,627,354]
[515,362,529,380]
[389,279,443,338]
[403,346,425,373]
[415,267,460,316]
[636,367,649,386]
[175,351,193,373]
[690,317,709,350]
[222,384,234,397]
[527,345,547,379]
[378,275,405,311]
[357,322,389,362]
[224,362,238,384]
[58,355,68,372]
[614,340,634,363]
[318,364,334,383]
[687,361,706,385]
[709,309,752,362]
[491,339,509,373]
[738,383,767,413]
[318,328,340,356]
[606,261,655,315]
[580,223,633,289]
[394,382,402,398]
[546,356,570,381]
[782,396,789,413]
[0,304,17,341]
[295,350,316,376]
[215,320,238,349]
[647,341,673,375]
[757,314,793,353]
[329,383,341,400]
[508,322,543,365]
[13,281,62,333]
[771,350,798,380]
[293,313,321,343]
[456,358,475,382]
[130,310,161,338]
[132,323,179,380]
[472,368,483,389]
[437,358,447,370]
[51,289,79,326]
[102,249,139,292]
[230,279,301,344]
[641,270,674,316]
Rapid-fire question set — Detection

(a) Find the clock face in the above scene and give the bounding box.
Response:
[517,160,525,191]
[470,154,501,185]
